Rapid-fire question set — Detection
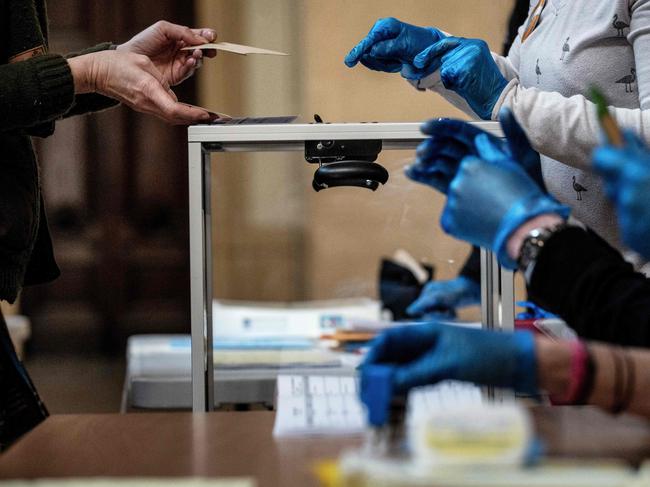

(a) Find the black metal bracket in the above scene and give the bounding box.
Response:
[305,114,388,192]
[304,139,383,164]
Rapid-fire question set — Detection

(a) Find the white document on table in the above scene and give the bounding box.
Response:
[272,375,483,438]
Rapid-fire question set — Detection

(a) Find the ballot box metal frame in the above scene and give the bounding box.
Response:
[187,122,512,412]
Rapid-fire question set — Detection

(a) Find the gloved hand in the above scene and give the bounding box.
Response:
[441,134,570,269]
[594,131,650,259]
[344,18,445,80]
[406,276,480,318]
[414,37,508,120]
[516,301,558,320]
[406,108,543,193]
[361,322,538,395]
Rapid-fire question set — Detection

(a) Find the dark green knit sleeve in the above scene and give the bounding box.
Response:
[63,42,120,117]
[0,53,75,131]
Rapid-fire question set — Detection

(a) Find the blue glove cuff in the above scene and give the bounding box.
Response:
[512,330,538,395]
[494,195,571,270]
[477,76,508,121]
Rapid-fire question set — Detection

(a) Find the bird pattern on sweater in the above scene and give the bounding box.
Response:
[613,14,630,37]
[560,37,570,61]
[572,176,588,201]
[512,0,645,250]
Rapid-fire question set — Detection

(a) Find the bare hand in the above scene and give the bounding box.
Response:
[116,20,217,86]
[69,50,214,125]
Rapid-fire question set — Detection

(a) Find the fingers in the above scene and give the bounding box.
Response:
[404,164,452,193]
[474,133,507,163]
[172,56,199,85]
[140,80,211,124]
[192,27,217,42]
[358,54,402,73]
[439,156,481,236]
[191,28,218,58]
[345,17,402,67]
[413,37,461,70]
[498,108,535,160]
[420,118,481,147]
[158,21,211,48]
[416,136,467,162]
[393,356,444,393]
[362,324,441,367]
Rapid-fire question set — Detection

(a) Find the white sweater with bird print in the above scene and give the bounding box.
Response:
[416,0,650,252]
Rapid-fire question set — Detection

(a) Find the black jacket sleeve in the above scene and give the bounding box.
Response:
[0,43,120,136]
[0,54,75,132]
[527,226,650,347]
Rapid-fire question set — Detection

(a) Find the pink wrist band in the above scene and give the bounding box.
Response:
[550,340,588,405]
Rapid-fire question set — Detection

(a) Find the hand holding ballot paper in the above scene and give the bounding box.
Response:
[180,40,291,122]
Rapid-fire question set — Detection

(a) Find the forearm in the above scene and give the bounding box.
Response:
[582,343,650,418]
[494,82,650,171]
[0,54,75,131]
[535,337,571,397]
[536,338,650,419]
[526,225,650,346]
[64,43,120,116]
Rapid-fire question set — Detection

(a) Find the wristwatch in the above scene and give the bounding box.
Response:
[518,223,570,283]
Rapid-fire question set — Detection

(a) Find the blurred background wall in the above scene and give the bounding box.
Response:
[23,0,199,355]
[196,0,516,320]
[23,0,521,352]
[19,0,520,412]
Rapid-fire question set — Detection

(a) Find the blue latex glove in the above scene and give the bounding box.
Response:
[515,301,558,320]
[441,135,570,269]
[414,37,508,120]
[361,322,538,396]
[406,276,480,317]
[344,17,445,80]
[594,131,650,259]
[406,108,544,193]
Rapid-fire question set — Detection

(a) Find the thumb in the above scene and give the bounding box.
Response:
[161,22,208,47]
[413,37,460,69]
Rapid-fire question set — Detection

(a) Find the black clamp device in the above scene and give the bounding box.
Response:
[305,115,389,192]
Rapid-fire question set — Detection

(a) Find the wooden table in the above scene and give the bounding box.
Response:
[1,408,650,486]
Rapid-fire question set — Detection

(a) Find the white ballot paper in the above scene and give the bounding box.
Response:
[181,42,289,56]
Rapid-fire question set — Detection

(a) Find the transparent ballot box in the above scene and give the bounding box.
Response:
[187,121,511,412]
